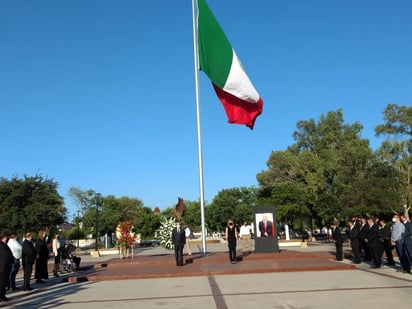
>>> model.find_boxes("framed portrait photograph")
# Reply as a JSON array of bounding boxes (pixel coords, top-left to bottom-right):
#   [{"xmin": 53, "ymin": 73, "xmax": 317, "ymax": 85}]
[{"xmin": 254, "ymin": 205, "xmax": 279, "ymax": 253}]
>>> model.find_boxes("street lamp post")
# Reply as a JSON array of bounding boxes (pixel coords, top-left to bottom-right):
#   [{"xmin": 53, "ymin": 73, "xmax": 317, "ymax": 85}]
[
  {"xmin": 95, "ymin": 193, "xmax": 101, "ymax": 251},
  {"xmin": 77, "ymin": 210, "xmax": 80, "ymax": 251}
]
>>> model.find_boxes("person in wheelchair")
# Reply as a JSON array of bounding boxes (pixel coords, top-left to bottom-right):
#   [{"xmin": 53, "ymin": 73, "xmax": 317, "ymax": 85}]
[{"xmin": 60, "ymin": 244, "xmax": 81, "ymax": 272}]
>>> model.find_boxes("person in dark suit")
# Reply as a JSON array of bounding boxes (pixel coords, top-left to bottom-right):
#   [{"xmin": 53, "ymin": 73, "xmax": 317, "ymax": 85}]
[
  {"xmin": 359, "ymin": 217, "xmax": 371, "ymax": 262},
  {"xmin": 0, "ymin": 233, "xmax": 14, "ymax": 302},
  {"xmin": 21, "ymin": 233, "xmax": 37, "ymax": 291},
  {"xmin": 34, "ymin": 230, "xmax": 49, "ymax": 283},
  {"xmin": 171, "ymin": 222, "xmax": 186, "ymax": 266},
  {"xmin": 258, "ymin": 215, "xmax": 274, "ymax": 237},
  {"xmin": 331, "ymin": 222, "xmax": 343, "ymax": 261},
  {"xmin": 348, "ymin": 219, "xmax": 361, "ymax": 264},
  {"xmin": 400, "ymin": 215, "xmax": 412, "ymax": 273},
  {"xmin": 365, "ymin": 217, "xmax": 381, "ymax": 268},
  {"xmin": 378, "ymin": 219, "xmax": 395, "ymax": 265}
]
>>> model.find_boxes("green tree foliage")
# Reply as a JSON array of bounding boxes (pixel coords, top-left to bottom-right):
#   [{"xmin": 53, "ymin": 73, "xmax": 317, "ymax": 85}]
[
  {"xmin": 68, "ymin": 227, "xmax": 86, "ymax": 240},
  {"xmin": 257, "ymin": 109, "xmax": 400, "ymax": 228},
  {"xmin": 375, "ymin": 103, "xmax": 412, "ymax": 217},
  {"xmin": 182, "ymin": 200, "xmax": 201, "ymax": 232},
  {"xmin": 68, "ymin": 187, "xmax": 160, "ymax": 238},
  {"xmin": 135, "ymin": 206, "xmax": 161, "ymax": 239},
  {"xmin": 0, "ymin": 175, "xmax": 66, "ymax": 235},
  {"xmin": 269, "ymin": 183, "xmax": 312, "ymax": 231},
  {"xmin": 375, "ymin": 104, "xmax": 412, "ymax": 138},
  {"xmin": 161, "ymin": 206, "xmax": 176, "ymax": 219},
  {"xmin": 99, "ymin": 195, "xmax": 143, "ymax": 235},
  {"xmin": 206, "ymin": 187, "xmax": 257, "ymax": 232},
  {"xmin": 68, "ymin": 188, "xmax": 101, "ymax": 237}
]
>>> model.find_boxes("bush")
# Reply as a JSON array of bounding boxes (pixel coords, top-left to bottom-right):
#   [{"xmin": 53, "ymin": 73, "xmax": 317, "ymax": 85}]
[{"xmin": 68, "ymin": 228, "xmax": 86, "ymax": 240}]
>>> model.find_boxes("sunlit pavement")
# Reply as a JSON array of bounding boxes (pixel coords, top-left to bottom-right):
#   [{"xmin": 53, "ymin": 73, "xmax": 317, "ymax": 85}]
[{"xmin": 4, "ymin": 241, "xmax": 412, "ymax": 308}]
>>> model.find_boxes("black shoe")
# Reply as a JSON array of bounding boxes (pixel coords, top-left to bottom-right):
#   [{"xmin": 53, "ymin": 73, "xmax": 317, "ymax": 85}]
[
  {"xmin": 36, "ymin": 280, "xmax": 45, "ymax": 284},
  {"xmin": 23, "ymin": 287, "xmax": 33, "ymax": 291},
  {"xmin": 385, "ymin": 262, "xmax": 395, "ymax": 266},
  {"xmin": 1, "ymin": 297, "xmax": 10, "ymax": 301},
  {"xmin": 11, "ymin": 287, "xmax": 20, "ymax": 291}
]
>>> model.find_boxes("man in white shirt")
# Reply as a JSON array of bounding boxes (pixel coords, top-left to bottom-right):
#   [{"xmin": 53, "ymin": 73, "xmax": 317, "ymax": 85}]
[
  {"xmin": 52, "ymin": 233, "xmax": 61, "ymax": 277},
  {"xmin": 239, "ymin": 221, "xmax": 252, "ymax": 254},
  {"xmin": 184, "ymin": 225, "xmax": 192, "ymax": 256},
  {"xmin": 391, "ymin": 214, "xmax": 405, "ymax": 269},
  {"xmin": 7, "ymin": 234, "xmax": 22, "ymax": 291}
]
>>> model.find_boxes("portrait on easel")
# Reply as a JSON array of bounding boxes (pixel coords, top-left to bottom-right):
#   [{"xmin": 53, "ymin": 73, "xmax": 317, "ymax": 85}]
[{"xmin": 255, "ymin": 212, "xmax": 275, "ymax": 238}]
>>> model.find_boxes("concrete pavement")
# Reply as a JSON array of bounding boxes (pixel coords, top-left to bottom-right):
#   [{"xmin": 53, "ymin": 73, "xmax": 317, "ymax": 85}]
[{"xmin": 3, "ymin": 241, "xmax": 412, "ymax": 308}]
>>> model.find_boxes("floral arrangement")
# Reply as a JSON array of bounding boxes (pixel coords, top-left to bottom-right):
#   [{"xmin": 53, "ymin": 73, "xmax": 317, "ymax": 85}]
[
  {"xmin": 155, "ymin": 217, "xmax": 176, "ymax": 250},
  {"xmin": 116, "ymin": 221, "xmax": 136, "ymax": 248}
]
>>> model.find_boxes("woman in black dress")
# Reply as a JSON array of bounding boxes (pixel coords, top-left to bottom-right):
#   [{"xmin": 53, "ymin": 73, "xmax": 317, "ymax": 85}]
[
  {"xmin": 34, "ymin": 230, "xmax": 49, "ymax": 283},
  {"xmin": 225, "ymin": 219, "xmax": 239, "ymax": 264}
]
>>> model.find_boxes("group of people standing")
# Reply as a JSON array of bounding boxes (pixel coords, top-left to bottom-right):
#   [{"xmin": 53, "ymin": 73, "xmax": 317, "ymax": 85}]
[
  {"xmin": 171, "ymin": 220, "xmax": 253, "ymax": 266},
  {"xmin": 0, "ymin": 230, "xmax": 72, "ymax": 303},
  {"xmin": 331, "ymin": 213, "xmax": 412, "ymax": 274}
]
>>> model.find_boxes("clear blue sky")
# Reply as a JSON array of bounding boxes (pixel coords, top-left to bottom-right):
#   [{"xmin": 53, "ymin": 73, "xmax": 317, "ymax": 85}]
[{"xmin": 1, "ymin": 0, "xmax": 411, "ymax": 220}]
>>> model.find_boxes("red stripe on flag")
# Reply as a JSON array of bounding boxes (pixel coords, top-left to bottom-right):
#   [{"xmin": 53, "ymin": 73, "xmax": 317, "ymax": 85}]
[{"xmin": 213, "ymin": 83, "xmax": 263, "ymax": 130}]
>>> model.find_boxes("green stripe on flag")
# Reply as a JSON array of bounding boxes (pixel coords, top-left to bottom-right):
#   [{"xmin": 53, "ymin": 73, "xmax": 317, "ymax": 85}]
[{"xmin": 198, "ymin": 0, "xmax": 233, "ymax": 89}]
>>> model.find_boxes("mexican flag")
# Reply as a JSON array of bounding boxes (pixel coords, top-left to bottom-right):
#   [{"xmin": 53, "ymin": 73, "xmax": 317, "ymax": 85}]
[{"xmin": 197, "ymin": 0, "xmax": 263, "ymax": 130}]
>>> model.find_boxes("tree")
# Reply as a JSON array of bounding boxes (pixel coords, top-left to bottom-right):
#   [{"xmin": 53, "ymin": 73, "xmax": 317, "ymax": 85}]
[
  {"xmin": 68, "ymin": 188, "xmax": 101, "ymax": 237},
  {"xmin": 134, "ymin": 206, "xmax": 161, "ymax": 238},
  {"xmin": 270, "ymin": 183, "xmax": 311, "ymax": 231},
  {"xmin": 182, "ymin": 200, "xmax": 202, "ymax": 232},
  {"xmin": 375, "ymin": 104, "xmax": 412, "ymax": 138},
  {"xmin": 99, "ymin": 195, "xmax": 144, "ymax": 235},
  {"xmin": 258, "ymin": 109, "xmax": 398, "ymax": 227},
  {"xmin": 0, "ymin": 175, "xmax": 66, "ymax": 235},
  {"xmin": 375, "ymin": 103, "xmax": 412, "ymax": 218},
  {"xmin": 68, "ymin": 188, "xmax": 148, "ymax": 238},
  {"xmin": 206, "ymin": 187, "xmax": 257, "ymax": 232}
]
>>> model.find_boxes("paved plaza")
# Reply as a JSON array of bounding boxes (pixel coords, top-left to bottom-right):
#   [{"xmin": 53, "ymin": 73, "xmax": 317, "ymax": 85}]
[{"xmin": 3, "ymin": 241, "xmax": 412, "ymax": 308}]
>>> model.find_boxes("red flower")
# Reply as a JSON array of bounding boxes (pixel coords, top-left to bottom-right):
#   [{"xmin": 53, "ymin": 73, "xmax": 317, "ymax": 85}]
[{"xmin": 117, "ymin": 221, "xmax": 136, "ymax": 247}]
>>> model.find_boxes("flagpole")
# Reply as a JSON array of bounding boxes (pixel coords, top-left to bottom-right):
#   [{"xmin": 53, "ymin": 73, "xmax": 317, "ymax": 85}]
[{"xmin": 191, "ymin": 0, "xmax": 207, "ymax": 256}]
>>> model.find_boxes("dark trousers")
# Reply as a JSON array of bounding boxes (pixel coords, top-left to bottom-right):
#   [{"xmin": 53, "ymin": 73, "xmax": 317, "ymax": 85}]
[
  {"xmin": 369, "ymin": 244, "xmax": 381, "ymax": 267},
  {"xmin": 22, "ymin": 264, "xmax": 33, "ymax": 289},
  {"xmin": 174, "ymin": 244, "xmax": 184, "ymax": 266},
  {"xmin": 362, "ymin": 240, "xmax": 372, "ymax": 261},
  {"xmin": 228, "ymin": 241, "xmax": 237, "ymax": 262},
  {"xmin": 395, "ymin": 240, "xmax": 405, "ymax": 268},
  {"xmin": 0, "ymin": 272, "xmax": 8, "ymax": 298},
  {"xmin": 401, "ymin": 246, "xmax": 410, "ymax": 271},
  {"xmin": 350, "ymin": 240, "xmax": 361, "ymax": 263},
  {"xmin": 382, "ymin": 239, "xmax": 394, "ymax": 264},
  {"xmin": 8, "ymin": 261, "xmax": 20, "ymax": 289},
  {"xmin": 402, "ymin": 240, "xmax": 412, "ymax": 272},
  {"xmin": 335, "ymin": 242, "xmax": 343, "ymax": 261}
]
